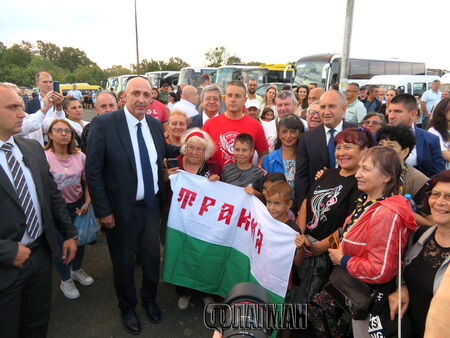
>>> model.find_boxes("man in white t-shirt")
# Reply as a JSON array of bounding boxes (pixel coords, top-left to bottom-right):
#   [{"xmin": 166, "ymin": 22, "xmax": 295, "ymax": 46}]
[
  {"xmin": 67, "ymin": 84, "xmax": 83, "ymax": 101},
  {"xmin": 172, "ymin": 85, "xmax": 200, "ymax": 118},
  {"xmin": 420, "ymin": 79, "xmax": 441, "ymax": 127}
]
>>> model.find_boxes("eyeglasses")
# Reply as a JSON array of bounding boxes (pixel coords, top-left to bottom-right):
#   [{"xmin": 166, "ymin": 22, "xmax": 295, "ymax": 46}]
[
  {"xmin": 307, "ymin": 110, "xmax": 320, "ymax": 115},
  {"xmin": 362, "ymin": 120, "xmax": 382, "ymax": 126},
  {"xmin": 187, "ymin": 145, "xmax": 206, "ymax": 153},
  {"xmin": 426, "ymin": 191, "xmax": 450, "ymax": 201},
  {"xmin": 204, "ymin": 96, "xmax": 220, "ymax": 102},
  {"xmin": 52, "ymin": 128, "xmax": 72, "ymax": 134}
]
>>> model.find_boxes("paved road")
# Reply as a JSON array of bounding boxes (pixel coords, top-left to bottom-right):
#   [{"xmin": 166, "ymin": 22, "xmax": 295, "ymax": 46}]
[
  {"xmin": 48, "ymin": 109, "xmax": 212, "ymax": 338},
  {"xmin": 48, "ymin": 232, "xmax": 213, "ymax": 338}
]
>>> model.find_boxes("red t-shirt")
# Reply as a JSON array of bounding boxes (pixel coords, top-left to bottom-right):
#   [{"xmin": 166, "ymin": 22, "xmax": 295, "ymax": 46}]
[
  {"xmin": 146, "ymin": 99, "xmax": 169, "ymax": 123},
  {"xmin": 202, "ymin": 113, "xmax": 269, "ymax": 169}
]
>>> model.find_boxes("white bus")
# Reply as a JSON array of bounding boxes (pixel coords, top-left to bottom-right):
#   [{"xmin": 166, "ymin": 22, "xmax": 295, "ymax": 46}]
[
  {"xmin": 294, "ymin": 54, "xmax": 426, "ymax": 89},
  {"xmin": 145, "ymin": 71, "xmax": 179, "ymax": 88},
  {"xmin": 366, "ymin": 75, "xmax": 439, "ymax": 97},
  {"xmin": 440, "ymin": 73, "xmax": 450, "ymax": 91},
  {"xmin": 178, "ymin": 67, "xmax": 217, "ymax": 87}
]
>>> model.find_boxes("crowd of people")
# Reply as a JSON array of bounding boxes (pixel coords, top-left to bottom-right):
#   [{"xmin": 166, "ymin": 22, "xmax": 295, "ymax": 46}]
[{"xmin": 1, "ymin": 69, "xmax": 450, "ymax": 338}]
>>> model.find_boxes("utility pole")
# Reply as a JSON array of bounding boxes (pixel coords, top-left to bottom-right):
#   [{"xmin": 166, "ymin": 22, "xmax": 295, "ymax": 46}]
[
  {"xmin": 339, "ymin": 0, "xmax": 355, "ymax": 92},
  {"xmin": 134, "ymin": 0, "xmax": 140, "ymax": 74}
]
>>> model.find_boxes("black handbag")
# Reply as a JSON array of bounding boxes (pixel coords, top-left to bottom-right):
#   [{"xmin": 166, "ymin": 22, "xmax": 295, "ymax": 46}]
[{"xmin": 323, "ymin": 265, "xmax": 374, "ymax": 320}]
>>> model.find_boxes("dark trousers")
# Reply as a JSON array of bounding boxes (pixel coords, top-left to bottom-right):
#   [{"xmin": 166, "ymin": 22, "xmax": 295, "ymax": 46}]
[
  {"xmin": 105, "ymin": 199, "xmax": 160, "ymax": 312},
  {"xmin": 0, "ymin": 241, "xmax": 52, "ymax": 338}
]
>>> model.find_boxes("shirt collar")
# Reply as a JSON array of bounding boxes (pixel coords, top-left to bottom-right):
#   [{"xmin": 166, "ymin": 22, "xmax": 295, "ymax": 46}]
[
  {"xmin": 324, "ymin": 120, "xmax": 344, "ymax": 134},
  {"xmin": 181, "ymin": 98, "xmax": 195, "ymax": 108},
  {"xmin": 0, "ymin": 136, "xmax": 16, "ymax": 148}
]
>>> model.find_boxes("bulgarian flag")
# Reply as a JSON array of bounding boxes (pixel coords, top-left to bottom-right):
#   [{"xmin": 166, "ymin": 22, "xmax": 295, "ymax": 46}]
[{"xmin": 163, "ymin": 171, "xmax": 298, "ymax": 304}]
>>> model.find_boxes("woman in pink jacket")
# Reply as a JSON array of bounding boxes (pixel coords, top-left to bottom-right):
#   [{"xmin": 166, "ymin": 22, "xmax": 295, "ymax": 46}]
[{"xmin": 328, "ymin": 146, "xmax": 417, "ymax": 337}]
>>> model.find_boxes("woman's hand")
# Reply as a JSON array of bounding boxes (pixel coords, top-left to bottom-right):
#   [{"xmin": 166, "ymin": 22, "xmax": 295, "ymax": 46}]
[
  {"xmin": 328, "ymin": 246, "xmax": 344, "ymax": 265},
  {"xmin": 76, "ymin": 202, "xmax": 90, "ymax": 216},
  {"xmin": 314, "ymin": 167, "xmax": 327, "ymax": 180},
  {"xmin": 208, "ymin": 174, "xmax": 220, "ymax": 182},
  {"xmin": 389, "ymin": 285, "xmax": 409, "ymax": 320},
  {"xmin": 295, "ymin": 234, "xmax": 307, "ymax": 248}
]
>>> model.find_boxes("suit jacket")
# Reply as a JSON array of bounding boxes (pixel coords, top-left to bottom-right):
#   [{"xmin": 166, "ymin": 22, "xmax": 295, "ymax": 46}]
[
  {"xmin": 414, "ymin": 126, "xmax": 445, "ymax": 177},
  {"xmin": 295, "ymin": 121, "xmax": 355, "ymax": 209},
  {"xmin": 0, "ymin": 137, "xmax": 76, "ymax": 291},
  {"xmin": 188, "ymin": 113, "xmax": 203, "ymax": 129},
  {"xmin": 86, "ymin": 109, "xmax": 179, "ymax": 225},
  {"xmin": 25, "ymin": 97, "xmax": 41, "ymax": 115}
]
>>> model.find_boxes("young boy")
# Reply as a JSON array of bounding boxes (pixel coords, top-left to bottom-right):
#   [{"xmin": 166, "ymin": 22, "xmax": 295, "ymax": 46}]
[
  {"xmin": 211, "ymin": 133, "xmax": 264, "ymax": 198},
  {"xmin": 265, "ymin": 181, "xmax": 298, "ymax": 231}
]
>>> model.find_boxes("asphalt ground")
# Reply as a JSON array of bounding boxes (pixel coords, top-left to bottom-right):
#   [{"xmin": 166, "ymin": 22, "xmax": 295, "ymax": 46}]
[{"xmin": 48, "ymin": 109, "xmax": 213, "ymax": 338}]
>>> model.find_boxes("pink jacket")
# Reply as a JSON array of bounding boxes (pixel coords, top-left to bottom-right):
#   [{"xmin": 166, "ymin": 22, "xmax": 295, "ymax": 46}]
[{"xmin": 341, "ymin": 195, "xmax": 417, "ymax": 284}]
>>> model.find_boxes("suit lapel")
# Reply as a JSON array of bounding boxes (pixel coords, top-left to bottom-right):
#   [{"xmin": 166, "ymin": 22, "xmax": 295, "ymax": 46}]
[
  {"xmin": 14, "ymin": 137, "xmax": 46, "ymax": 206},
  {"xmin": 145, "ymin": 115, "xmax": 163, "ymax": 157},
  {"xmin": 114, "ymin": 110, "xmax": 137, "ymax": 175},
  {"xmin": 414, "ymin": 127, "xmax": 424, "ymax": 166},
  {"xmin": 317, "ymin": 125, "xmax": 329, "ymax": 164},
  {"xmin": 0, "ymin": 165, "xmax": 21, "ymax": 208}
]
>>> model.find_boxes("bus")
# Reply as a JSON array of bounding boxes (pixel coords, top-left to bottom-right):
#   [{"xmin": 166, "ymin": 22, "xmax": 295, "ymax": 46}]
[
  {"xmin": 215, "ymin": 64, "xmax": 294, "ymax": 91},
  {"xmin": 440, "ymin": 73, "xmax": 450, "ymax": 91},
  {"xmin": 294, "ymin": 53, "xmax": 426, "ymax": 89},
  {"xmin": 145, "ymin": 71, "xmax": 179, "ymax": 88},
  {"xmin": 366, "ymin": 75, "xmax": 439, "ymax": 97},
  {"xmin": 178, "ymin": 67, "xmax": 217, "ymax": 87},
  {"xmin": 105, "ymin": 74, "xmax": 140, "ymax": 94}
]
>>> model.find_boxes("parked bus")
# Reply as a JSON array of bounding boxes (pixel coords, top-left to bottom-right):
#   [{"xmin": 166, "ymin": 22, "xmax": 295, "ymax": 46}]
[
  {"xmin": 106, "ymin": 74, "xmax": 140, "ymax": 94},
  {"xmin": 366, "ymin": 75, "xmax": 439, "ymax": 97},
  {"xmin": 178, "ymin": 67, "xmax": 217, "ymax": 87},
  {"xmin": 440, "ymin": 73, "xmax": 450, "ymax": 91},
  {"xmin": 259, "ymin": 64, "xmax": 294, "ymax": 83},
  {"xmin": 294, "ymin": 53, "xmax": 426, "ymax": 89},
  {"xmin": 145, "ymin": 71, "xmax": 179, "ymax": 88}
]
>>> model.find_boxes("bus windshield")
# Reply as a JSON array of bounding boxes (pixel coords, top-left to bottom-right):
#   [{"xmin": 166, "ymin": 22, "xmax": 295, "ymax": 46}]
[
  {"xmin": 215, "ymin": 68, "xmax": 236, "ymax": 90},
  {"xmin": 294, "ymin": 61, "xmax": 327, "ymax": 85}
]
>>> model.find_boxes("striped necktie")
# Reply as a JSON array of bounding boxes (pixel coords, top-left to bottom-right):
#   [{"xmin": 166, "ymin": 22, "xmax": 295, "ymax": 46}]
[{"xmin": 1, "ymin": 143, "xmax": 40, "ymax": 239}]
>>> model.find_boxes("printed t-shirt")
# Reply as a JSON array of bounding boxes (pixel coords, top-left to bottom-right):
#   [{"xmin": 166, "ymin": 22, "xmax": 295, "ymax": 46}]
[{"xmin": 202, "ymin": 113, "xmax": 269, "ymax": 169}]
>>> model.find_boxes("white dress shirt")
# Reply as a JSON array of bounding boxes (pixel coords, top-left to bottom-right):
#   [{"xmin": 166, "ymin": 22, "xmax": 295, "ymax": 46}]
[
  {"xmin": 324, "ymin": 121, "xmax": 344, "ymax": 169},
  {"xmin": 124, "ymin": 107, "xmax": 159, "ymax": 200},
  {"xmin": 0, "ymin": 137, "xmax": 43, "ymax": 245},
  {"xmin": 172, "ymin": 99, "xmax": 200, "ymax": 118},
  {"xmin": 202, "ymin": 112, "xmax": 218, "ymax": 125},
  {"xmin": 262, "ymin": 116, "xmax": 308, "ymax": 153},
  {"xmin": 405, "ymin": 125, "xmax": 418, "ymax": 167}
]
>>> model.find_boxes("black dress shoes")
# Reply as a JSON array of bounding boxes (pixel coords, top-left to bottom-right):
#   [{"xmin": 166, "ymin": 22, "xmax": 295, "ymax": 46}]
[
  {"xmin": 121, "ymin": 310, "xmax": 142, "ymax": 335},
  {"xmin": 142, "ymin": 301, "xmax": 162, "ymax": 323}
]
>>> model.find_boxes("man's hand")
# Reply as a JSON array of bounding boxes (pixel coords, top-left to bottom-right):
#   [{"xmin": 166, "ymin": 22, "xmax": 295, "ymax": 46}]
[
  {"xmin": 41, "ymin": 91, "xmax": 55, "ymax": 113},
  {"xmin": 13, "ymin": 243, "xmax": 31, "ymax": 268},
  {"xmin": 62, "ymin": 238, "xmax": 77, "ymax": 265},
  {"xmin": 100, "ymin": 214, "xmax": 115, "ymax": 228},
  {"xmin": 52, "ymin": 92, "xmax": 64, "ymax": 111}
]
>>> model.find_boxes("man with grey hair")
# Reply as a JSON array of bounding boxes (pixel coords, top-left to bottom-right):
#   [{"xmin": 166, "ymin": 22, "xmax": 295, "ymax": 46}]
[
  {"xmin": 81, "ymin": 91, "xmax": 118, "ymax": 152},
  {"xmin": 295, "ymin": 90, "xmax": 355, "ymax": 208},
  {"xmin": 189, "ymin": 85, "xmax": 221, "ymax": 128},
  {"xmin": 263, "ymin": 90, "xmax": 308, "ymax": 152},
  {"xmin": 172, "ymin": 85, "xmax": 200, "ymax": 118}
]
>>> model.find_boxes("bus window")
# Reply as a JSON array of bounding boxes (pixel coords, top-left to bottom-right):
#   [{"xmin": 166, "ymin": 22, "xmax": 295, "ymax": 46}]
[
  {"xmin": 400, "ymin": 63, "xmax": 412, "ymax": 75},
  {"xmin": 397, "ymin": 86, "xmax": 405, "ymax": 94},
  {"xmin": 413, "ymin": 82, "xmax": 427, "ymax": 96},
  {"xmin": 385, "ymin": 62, "xmax": 399, "ymax": 74},
  {"xmin": 407, "ymin": 83, "xmax": 412, "ymax": 94},
  {"xmin": 349, "ymin": 59, "xmax": 369, "ymax": 79},
  {"xmin": 412, "ymin": 63, "xmax": 425, "ymax": 75},
  {"xmin": 369, "ymin": 61, "xmax": 385, "ymax": 77}
]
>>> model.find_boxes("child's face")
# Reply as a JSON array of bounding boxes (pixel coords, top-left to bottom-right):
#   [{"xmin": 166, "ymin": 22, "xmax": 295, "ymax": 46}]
[
  {"xmin": 233, "ymin": 141, "xmax": 253, "ymax": 165},
  {"xmin": 263, "ymin": 181, "xmax": 272, "ymax": 199},
  {"xmin": 266, "ymin": 193, "xmax": 293, "ymax": 221}
]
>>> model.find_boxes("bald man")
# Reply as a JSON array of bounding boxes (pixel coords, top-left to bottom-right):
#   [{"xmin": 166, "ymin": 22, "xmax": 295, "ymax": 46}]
[
  {"xmin": 172, "ymin": 85, "xmax": 200, "ymax": 118},
  {"xmin": 295, "ymin": 90, "xmax": 355, "ymax": 208},
  {"xmin": 86, "ymin": 77, "xmax": 179, "ymax": 334},
  {"xmin": 307, "ymin": 87, "xmax": 325, "ymax": 106}
]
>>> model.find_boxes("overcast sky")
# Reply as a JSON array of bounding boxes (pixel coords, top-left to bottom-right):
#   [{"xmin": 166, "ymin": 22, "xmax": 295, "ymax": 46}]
[{"xmin": 1, "ymin": 0, "xmax": 449, "ymax": 71}]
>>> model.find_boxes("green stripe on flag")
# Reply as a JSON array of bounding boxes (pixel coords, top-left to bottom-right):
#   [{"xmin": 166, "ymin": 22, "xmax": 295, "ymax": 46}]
[{"xmin": 163, "ymin": 227, "xmax": 285, "ymax": 304}]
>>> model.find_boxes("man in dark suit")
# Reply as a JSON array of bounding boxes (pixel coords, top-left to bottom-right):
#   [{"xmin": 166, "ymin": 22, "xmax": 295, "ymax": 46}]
[
  {"xmin": 0, "ymin": 85, "xmax": 77, "ymax": 338},
  {"xmin": 188, "ymin": 84, "xmax": 221, "ymax": 128},
  {"xmin": 388, "ymin": 93, "xmax": 444, "ymax": 177},
  {"xmin": 295, "ymin": 90, "xmax": 355, "ymax": 209},
  {"xmin": 86, "ymin": 77, "xmax": 179, "ymax": 335}
]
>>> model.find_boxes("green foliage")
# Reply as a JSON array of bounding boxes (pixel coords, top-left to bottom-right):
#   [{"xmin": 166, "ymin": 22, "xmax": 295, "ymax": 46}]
[
  {"xmin": 132, "ymin": 57, "xmax": 190, "ymax": 73},
  {"xmin": 226, "ymin": 55, "xmax": 242, "ymax": 65},
  {"xmin": 104, "ymin": 65, "xmax": 133, "ymax": 78},
  {"xmin": 204, "ymin": 46, "xmax": 229, "ymax": 67}
]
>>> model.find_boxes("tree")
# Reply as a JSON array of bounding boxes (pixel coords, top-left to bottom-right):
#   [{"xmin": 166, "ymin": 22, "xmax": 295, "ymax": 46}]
[
  {"xmin": 246, "ymin": 61, "xmax": 263, "ymax": 66},
  {"xmin": 56, "ymin": 47, "xmax": 94, "ymax": 72},
  {"xmin": 226, "ymin": 55, "xmax": 242, "ymax": 65},
  {"xmin": 165, "ymin": 57, "xmax": 190, "ymax": 70},
  {"xmin": 69, "ymin": 65, "xmax": 105, "ymax": 85},
  {"xmin": 204, "ymin": 46, "xmax": 229, "ymax": 67},
  {"xmin": 36, "ymin": 40, "xmax": 61, "ymax": 62}
]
